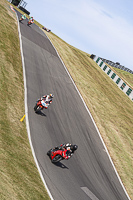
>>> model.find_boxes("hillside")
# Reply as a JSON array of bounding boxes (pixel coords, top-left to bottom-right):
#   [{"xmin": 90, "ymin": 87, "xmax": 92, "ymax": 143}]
[
  {"xmin": 113, "ymin": 68, "xmax": 133, "ymax": 88},
  {"xmin": 105, "ymin": 64, "xmax": 133, "ymax": 89},
  {"xmin": 1, "ymin": 0, "xmax": 133, "ymax": 199}
]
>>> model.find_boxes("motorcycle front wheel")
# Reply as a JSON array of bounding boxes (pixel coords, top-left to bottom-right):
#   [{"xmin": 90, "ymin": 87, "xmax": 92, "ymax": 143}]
[{"xmin": 47, "ymin": 149, "xmax": 52, "ymax": 156}]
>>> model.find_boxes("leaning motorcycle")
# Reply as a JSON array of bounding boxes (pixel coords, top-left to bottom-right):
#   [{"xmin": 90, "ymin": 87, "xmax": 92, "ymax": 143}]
[
  {"xmin": 19, "ymin": 17, "xmax": 23, "ymax": 22},
  {"xmin": 47, "ymin": 148, "xmax": 68, "ymax": 163},
  {"xmin": 47, "ymin": 144, "xmax": 77, "ymax": 163},
  {"xmin": 27, "ymin": 20, "xmax": 34, "ymax": 26},
  {"xmin": 34, "ymin": 99, "xmax": 49, "ymax": 113},
  {"xmin": 19, "ymin": 15, "xmax": 26, "ymax": 22}
]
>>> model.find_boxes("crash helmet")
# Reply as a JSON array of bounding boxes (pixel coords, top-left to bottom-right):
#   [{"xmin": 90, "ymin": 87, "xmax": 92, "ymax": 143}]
[
  {"xmin": 49, "ymin": 94, "xmax": 54, "ymax": 98},
  {"xmin": 71, "ymin": 145, "xmax": 78, "ymax": 151}
]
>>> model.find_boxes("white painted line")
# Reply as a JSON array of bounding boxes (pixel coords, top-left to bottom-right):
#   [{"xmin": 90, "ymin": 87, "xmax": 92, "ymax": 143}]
[
  {"xmin": 15, "ymin": 12, "xmax": 54, "ymax": 200},
  {"xmin": 81, "ymin": 187, "xmax": 99, "ymax": 200},
  {"xmin": 46, "ymin": 35, "xmax": 131, "ymax": 200}
]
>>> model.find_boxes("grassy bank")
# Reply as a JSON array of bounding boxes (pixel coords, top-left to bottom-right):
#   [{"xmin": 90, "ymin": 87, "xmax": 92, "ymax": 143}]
[
  {"xmin": 0, "ymin": 0, "xmax": 50, "ymax": 199},
  {"xmin": 114, "ymin": 68, "xmax": 133, "ymax": 88},
  {"xmin": 1, "ymin": 0, "xmax": 133, "ymax": 199},
  {"xmin": 44, "ymin": 31, "xmax": 133, "ymax": 199},
  {"xmin": 105, "ymin": 63, "xmax": 133, "ymax": 89}
]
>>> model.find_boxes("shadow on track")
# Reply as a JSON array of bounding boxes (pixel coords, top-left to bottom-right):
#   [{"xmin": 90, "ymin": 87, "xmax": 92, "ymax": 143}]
[
  {"xmin": 53, "ymin": 162, "xmax": 69, "ymax": 169},
  {"xmin": 35, "ymin": 110, "xmax": 46, "ymax": 117}
]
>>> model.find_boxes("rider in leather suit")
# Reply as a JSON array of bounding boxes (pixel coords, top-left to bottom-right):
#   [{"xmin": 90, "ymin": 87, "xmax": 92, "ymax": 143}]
[
  {"xmin": 41, "ymin": 94, "xmax": 54, "ymax": 105},
  {"xmin": 55, "ymin": 143, "xmax": 78, "ymax": 160}
]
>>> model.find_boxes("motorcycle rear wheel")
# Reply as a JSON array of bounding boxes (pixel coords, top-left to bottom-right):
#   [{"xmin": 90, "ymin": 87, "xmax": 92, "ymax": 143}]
[
  {"xmin": 52, "ymin": 155, "xmax": 62, "ymax": 163},
  {"xmin": 34, "ymin": 104, "xmax": 42, "ymax": 113}
]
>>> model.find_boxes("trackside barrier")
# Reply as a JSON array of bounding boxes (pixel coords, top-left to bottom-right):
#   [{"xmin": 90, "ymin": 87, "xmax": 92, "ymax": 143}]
[
  {"xmin": 99, "ymin": 58, "xmax": 133, "ymax": 74},
  {"xmin": 90, "ymin": 55, "xmax": 133, "ymax": 101}
]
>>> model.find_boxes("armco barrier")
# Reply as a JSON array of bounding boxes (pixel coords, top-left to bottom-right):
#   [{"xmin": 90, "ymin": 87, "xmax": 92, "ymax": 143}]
[
  {"xmin": 99, "ymin": 57, "xmax": 133, "ymax": 74},
  {"xmin": 91, "ymin": 55, "xmax": 133, "ymax": 101}
]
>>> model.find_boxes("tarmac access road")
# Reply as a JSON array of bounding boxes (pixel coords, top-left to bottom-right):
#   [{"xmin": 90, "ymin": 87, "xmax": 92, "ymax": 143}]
[{"xmin": 16, "ymin": 11, "xmax": 130, "ymax": 200}]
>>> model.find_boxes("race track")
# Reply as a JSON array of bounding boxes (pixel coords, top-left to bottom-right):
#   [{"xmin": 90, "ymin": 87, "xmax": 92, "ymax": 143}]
[{"xmin": 16, "ymin": 11, "xmax": 130, "ymax": 200}]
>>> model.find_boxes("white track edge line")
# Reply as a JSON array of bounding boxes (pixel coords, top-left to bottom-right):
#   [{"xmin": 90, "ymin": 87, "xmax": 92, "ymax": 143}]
[
  {"xmin": 45, "ymin": 33, "xmax": 131, "ymax": 200},
  {"xmin": 16, "ymin": 13, "xmax": 54, "ymax": 200}
]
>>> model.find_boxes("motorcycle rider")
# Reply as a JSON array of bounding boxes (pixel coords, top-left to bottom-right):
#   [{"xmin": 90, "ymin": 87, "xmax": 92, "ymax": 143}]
[
  {"xmin": 19, "ymin": 14, "xmax": 26, "ymax": 21},
  {"xmin": 28, "ymin": 16, "xmax": 34, "ymax": 24},
  {"xmin": 54, "ymin": 143, "xmax": 78, "ymax": 160},
  {"xmin": 22, "ymin": 14, "xmax": 26, "ymax": 19},
  {"xmin": 40, "ymin": 94, "xmax": 54, "ymax": 105},
  {"xmin": 34, "ymin": 94, "xmax": 54, "ymax": 112}
]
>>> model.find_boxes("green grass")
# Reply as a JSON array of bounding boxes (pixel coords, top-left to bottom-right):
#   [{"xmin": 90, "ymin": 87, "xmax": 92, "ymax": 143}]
[
  {"xmin": 106, "ymin": 63, "xmax": 133, "ymax": 89},
  {"xmin": 114, "ymin": 68, "xmax": 133, "ymax": 88},
  {"xmin": 1, "ymin": 0, "xmax": 133, "ymax": 200},
  {"xmin": 0, "ymin": 0, "xmax": 50, "ymax": 199}
]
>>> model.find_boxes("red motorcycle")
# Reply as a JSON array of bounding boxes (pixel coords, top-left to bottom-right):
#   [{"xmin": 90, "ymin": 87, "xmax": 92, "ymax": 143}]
[
  {"xmin": 34, "ymin": 99, "xmax": 49, "ymax": 113},
  {"xmin": 47, "ymin": 144, "xmax": 78, "ymax": 163},
  {"xmin": 47, "ymin": 148, "xmax": 69, "ymax": 163},
  {"xmin": 27, "ymin": 20, "xmax": 34, "ymax": 26}
]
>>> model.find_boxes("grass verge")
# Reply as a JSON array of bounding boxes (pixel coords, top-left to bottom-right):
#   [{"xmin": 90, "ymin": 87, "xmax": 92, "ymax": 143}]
[
  {"xmin": 0, "ymin": 0, "xmax": 50, "ymax": 199},
  {"xmin": 106, "ymin": 63, "xmax": 133, "ymax": 89}
]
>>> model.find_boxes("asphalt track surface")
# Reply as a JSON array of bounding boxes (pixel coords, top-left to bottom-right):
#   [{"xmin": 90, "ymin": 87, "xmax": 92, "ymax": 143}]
[{"xmin": 16, "ymin": 11, "xmax": 130, "ymax": 200}]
